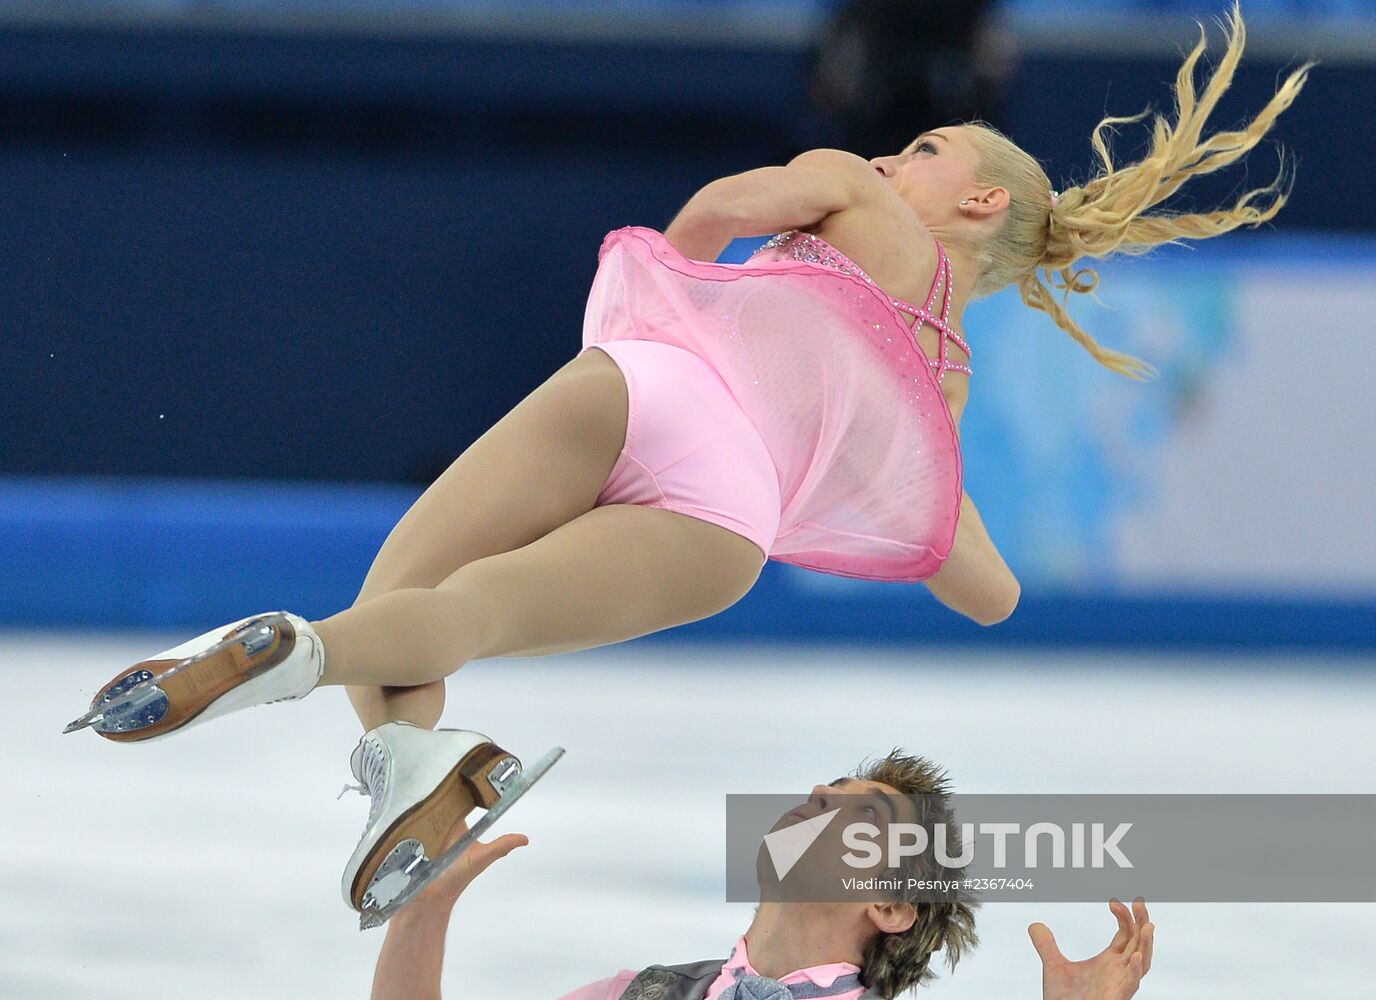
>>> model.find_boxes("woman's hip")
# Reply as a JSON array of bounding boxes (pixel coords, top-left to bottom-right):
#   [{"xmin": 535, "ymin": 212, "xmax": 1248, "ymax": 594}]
[{"xmin": 577, "ymin": 340, "xmax": 782, "ymax": 557}]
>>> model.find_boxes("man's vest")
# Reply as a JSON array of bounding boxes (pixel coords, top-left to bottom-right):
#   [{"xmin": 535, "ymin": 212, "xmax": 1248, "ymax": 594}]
[{"xmin": 620, "ymin": 959, "xmax": 887, "ymax": 1000}]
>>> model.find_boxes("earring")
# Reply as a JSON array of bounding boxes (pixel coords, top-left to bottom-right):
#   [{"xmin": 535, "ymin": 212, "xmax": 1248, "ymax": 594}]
[{"xmin": 960, "ymin": 199, "xmax": 969, "ymax": 205}]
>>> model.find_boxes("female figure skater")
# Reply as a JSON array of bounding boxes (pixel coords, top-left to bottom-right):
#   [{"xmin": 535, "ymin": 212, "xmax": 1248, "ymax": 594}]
[{"xmin": 64, "ymin": 4, "xmax": 1307, "ymax": 927}]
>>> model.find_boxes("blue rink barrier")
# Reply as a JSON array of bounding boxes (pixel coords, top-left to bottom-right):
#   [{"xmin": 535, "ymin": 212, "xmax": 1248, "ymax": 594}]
[{"xmin": 2, "ymin": 475, "xmax": 1372, "ymax": 652}]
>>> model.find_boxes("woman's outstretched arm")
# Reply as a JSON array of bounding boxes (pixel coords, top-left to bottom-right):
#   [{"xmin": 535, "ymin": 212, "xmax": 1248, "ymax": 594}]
[
  {"xmin": 925, "ymin": 380, "xmax": 1019, "ymax": 626},
  {"xmin": 924, "ymin": 489, "xmax": 1020, "ymax": 626}
]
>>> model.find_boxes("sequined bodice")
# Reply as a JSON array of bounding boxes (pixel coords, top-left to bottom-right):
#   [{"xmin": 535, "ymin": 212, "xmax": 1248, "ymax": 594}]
[{"xmin": 750, "ymin": 230, "xmax": 972, "ymax": 382}]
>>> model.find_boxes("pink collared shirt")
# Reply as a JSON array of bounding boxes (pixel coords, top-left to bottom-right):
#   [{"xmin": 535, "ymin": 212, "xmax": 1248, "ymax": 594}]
[{"xmin": 556, "ymin": 934, "xmax": 868, "ymax": 1000}]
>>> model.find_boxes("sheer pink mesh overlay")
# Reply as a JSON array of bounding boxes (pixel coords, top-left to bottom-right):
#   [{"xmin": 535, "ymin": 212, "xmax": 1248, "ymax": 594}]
[{"xmin": 581, "ymin": 226, "xmax": 963, "ymax": 583}]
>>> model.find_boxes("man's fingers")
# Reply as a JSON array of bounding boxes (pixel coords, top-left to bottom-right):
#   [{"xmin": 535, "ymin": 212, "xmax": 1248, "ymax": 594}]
[
  {"xmin": 1131, "ymin": 898, "xmax": 1154, "ymax": 975},
  {"xmin": 469, "ymin": 833, "xmax": 530, "ymax": 872},
  {"xmin": 1027, "ymin": 922, "xmax": 1064, "ymax": 965},
  {"xmin": 1129, "ymin": 950, "xmax": 1144, "ymax": 979},
  {"xmin": 1124, "ymin": 896, "xmax": 1148, "ymax": 953},
  {"xmin": 488, "ymin": 833, "xmax": 530, "ymax": 859},
  {"xmin": 1123, "ymin": 901, "xmax": 1144, "ymax": 955},
  {"xmin": 1108, "ymin": 898, "xmax": 1133, "ymax": 952}
]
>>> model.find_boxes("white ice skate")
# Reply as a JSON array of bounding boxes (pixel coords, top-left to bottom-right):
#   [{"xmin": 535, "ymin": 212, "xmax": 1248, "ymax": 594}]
[
  {"xmin": 61, "ymin": 611, "xmax": 325, "ymax": 743},
  {"xmin": 338, "ymin": 721, "xmax": 564, "ymax": 930}
]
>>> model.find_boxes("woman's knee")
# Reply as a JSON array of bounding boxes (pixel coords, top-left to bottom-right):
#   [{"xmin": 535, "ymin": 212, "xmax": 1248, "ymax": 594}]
[
  {"xmin": 345, "ymin": 679, "xmax": 446, "ymax": 731},
  {"xmin": 352, "ymin": 577, "xmax": 401, "ymax": 609},
  {"xmin": 352, "ymin": 563, "xmax": 441, "ymax": 608}
]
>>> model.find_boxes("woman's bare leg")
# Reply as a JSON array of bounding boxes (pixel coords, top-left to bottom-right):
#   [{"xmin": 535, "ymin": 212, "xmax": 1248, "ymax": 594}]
[
  {"xmin": 313, "ymin": 503, "xmax": 765, "ymax": 689},
  {"xmin": 342, "ymin": 348, "xmax": 629, "ymax": 731}
]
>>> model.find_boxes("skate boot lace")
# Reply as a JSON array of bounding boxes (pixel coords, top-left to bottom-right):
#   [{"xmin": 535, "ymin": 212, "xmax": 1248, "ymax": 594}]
[{"xmin": 335, "ymin": 735, "xmax": 388, "ymax": 835}]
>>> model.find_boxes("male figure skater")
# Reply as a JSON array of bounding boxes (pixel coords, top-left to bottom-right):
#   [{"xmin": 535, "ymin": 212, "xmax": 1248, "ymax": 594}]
[{"xmin": 367, "ymin": 750, "xmax": 1154, "ymax": 1000}]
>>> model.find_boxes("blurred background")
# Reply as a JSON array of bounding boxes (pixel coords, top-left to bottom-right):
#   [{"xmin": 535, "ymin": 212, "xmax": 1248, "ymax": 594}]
[{"xmin": 2, "ymin": 2, "xmax": 1373, "ymax": 998}]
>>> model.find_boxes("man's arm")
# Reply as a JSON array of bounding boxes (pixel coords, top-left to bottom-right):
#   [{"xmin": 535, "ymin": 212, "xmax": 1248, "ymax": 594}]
[
  {"xmin": 663, "ymin": 149, "xmax": 872, "ymax": 262},
  {"xmin": 373, "ymin": 896, "xmax": 636, "ymax": 1000},
  {"xmin": 367, "ymin": 826, "xmax": 634, "ymax": 1000},
  {"xmin": 371, "ymin": 902, "xmax": 452, "ymax": 1000},
  {"xmin": 368, "ymin": 827, "xmax": 528, "ymax": 1000}
]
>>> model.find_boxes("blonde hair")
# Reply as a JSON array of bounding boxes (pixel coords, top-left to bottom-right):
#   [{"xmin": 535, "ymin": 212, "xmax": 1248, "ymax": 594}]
[
  {"xmin": 852, "ymin": 750, "xmax": 978, "ymax": 998},
  {"xmin": 961, "ymin": 1, "xmax": 1313, "ymax": 381}
]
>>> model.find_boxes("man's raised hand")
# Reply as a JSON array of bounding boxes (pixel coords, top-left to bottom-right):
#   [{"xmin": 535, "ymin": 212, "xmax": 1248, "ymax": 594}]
[
  {"xmin": 1029, "ymin": 897, "xmax": 1155, "ymax": 1000},
  {"xmin": 411, "ymin": 818, "xmax": 529, "ymax": 911}
]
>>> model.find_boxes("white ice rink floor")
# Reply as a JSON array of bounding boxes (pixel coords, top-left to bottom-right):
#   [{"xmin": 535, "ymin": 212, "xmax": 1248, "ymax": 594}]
[{"xmin": 5, "ymin": 632, "xmax": 1375, "ymax": 1000}]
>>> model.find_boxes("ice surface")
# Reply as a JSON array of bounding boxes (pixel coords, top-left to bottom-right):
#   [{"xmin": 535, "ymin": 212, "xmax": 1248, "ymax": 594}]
[{"xmin": 5, "ymin": 633, "xmax": 1373, "ymax": 999}]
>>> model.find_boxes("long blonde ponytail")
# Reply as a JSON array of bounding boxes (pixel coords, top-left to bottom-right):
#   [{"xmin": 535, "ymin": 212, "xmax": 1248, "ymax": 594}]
[{"xmin": 965, "ymin": 1, "xmax": 1313, "ymax": 380}]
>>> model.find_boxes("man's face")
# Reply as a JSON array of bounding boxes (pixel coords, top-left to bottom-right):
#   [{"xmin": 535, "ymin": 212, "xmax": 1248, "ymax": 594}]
[
  {"xmin": 771, "ymin": 778, "xmax": 908, "ymax": 834},
  {"xmin": 759, "ymin": 777, "xmax": 919, "ymax": 900}
]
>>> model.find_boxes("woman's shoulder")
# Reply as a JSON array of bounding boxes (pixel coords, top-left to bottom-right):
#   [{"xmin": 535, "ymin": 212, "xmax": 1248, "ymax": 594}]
[
  {"xmin": 804, "ymin": 208, "xmax": 942, "ymax": 317},
  {"xmin": 781, "ymin": 149, "xmax": 941, "ymax": 248},
  {"xmin": 784, "ymin": 151, "xmax": 935, "ymax": 277}
]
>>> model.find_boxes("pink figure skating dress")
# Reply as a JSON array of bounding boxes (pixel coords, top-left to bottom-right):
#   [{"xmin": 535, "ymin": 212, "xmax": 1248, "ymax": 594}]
[{"xmin": 577, "ymin": 226, "xmax": 968, "ymax": 583}]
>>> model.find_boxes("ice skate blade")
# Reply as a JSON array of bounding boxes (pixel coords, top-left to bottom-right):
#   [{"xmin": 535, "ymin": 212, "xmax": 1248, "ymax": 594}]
[
  {"xmin": 358, "ymin": 746, "xmax": 564, "ymax": 931},
  {"xmin": 60, "ymin": 614, "xmax": 287, "ymax": 737},
  {"xmin": 90, "ymin": 671, "xmax": 169, "ymax": 735}
]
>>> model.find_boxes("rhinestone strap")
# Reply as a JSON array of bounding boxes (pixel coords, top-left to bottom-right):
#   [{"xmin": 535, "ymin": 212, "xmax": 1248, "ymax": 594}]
[{"xmin": 751, "ymin": 230, "xmax": 971, "ymax": 382}]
